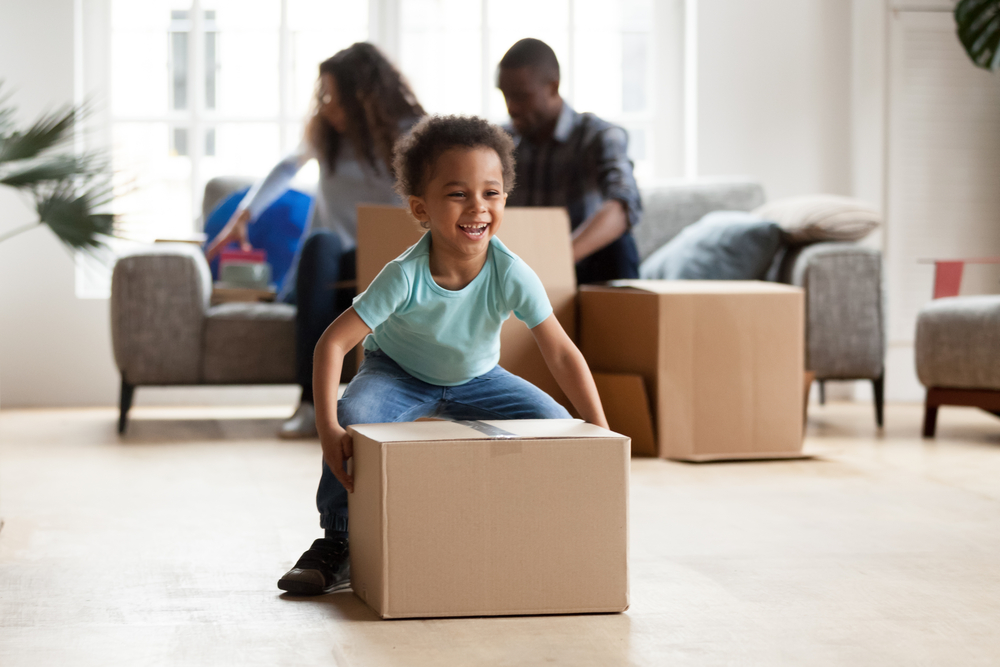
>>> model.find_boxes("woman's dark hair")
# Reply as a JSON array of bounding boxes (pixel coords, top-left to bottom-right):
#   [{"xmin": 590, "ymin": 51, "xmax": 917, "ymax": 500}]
[
  {"xmin": 307, "ymin": 42, "xmax": 425, "ymax": 174},
  {"xmin": 392, "ymin": 115, "xmax": 516, "ymax": 201}
]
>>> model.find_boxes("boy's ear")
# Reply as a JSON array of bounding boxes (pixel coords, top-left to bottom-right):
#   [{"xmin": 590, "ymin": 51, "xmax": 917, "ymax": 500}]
[{"xmin": 408, "ymin": 195, "xmax": 428, "ymax": 223}]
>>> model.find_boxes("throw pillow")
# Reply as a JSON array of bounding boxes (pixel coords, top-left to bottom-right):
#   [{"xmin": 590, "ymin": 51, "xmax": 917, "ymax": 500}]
[
  {"xmin": 638, "ymin": 211, "xmax": 784, "ymax": 280},
  {"xmin": 203, "ymin": 187, "xmax": 312, "ymax": 290},
  {"xmin": 752, "ymin": 194, "xmax": 881, "ymax": 245}
]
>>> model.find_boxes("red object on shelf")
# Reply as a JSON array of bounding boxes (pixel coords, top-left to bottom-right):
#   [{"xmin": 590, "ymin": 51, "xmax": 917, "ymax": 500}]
[{"xmin": 219, "ymin": 248, "xmax": 267, "ymax": 266}]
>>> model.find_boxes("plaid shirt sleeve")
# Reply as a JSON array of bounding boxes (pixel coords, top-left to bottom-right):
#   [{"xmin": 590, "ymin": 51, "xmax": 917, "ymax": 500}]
[{"xmin": 592, "ymin": 123, "xmax": 643, "ymax": 229}]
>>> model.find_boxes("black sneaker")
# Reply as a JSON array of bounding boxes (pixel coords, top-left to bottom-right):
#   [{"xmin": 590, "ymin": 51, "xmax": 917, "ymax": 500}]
[{"xmin": 277, "ymin": 537, "xmax": 350, "ymax": 595}]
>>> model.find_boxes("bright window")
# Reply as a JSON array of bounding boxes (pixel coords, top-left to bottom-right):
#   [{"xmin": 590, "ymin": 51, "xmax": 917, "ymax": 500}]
[
  {"xmin": 106, "ymin": 0, "xmax": 368, "ymax": 243},
  {"xmin": 84, "ymin": 0, "xmax": 660, "ymax": 293}
]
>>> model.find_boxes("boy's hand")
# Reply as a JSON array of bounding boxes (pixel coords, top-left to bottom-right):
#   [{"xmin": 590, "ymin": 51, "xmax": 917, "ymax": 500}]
[{"xmin": 320, "ymin": 426, "xmax": 355, "ymax": 493}]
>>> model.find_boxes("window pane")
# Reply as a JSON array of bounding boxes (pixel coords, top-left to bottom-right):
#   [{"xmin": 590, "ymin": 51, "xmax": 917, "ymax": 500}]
[
  {"xmin": 202, "ymin": 0, "xmax": 281, "ymax": 117},
  {"xmin": 170, "ymin": 30, "xmax": 189, "ymax": 110},
  {"xmin": 288, "ymin": 0, "xmax": 370, "ymax": 118},
  {"xmin": 205, "ymin": 127, "xmax": 216, "ymax": 156},
  {"xmin": 622, "ymin": 32, "xmax": 648, "ymax": 113},
  {"xmin": 573, "ymin": 0, "xmax": 652, "ymax": 119},
  {"xmin": 172, "ymin": 126, "xmax": 189, "ymax": 156},
  {"xmin": 205, "ymin": 26, "xmax": 218, "ymax": 110},
  {"xmin": 398, "ymin": 0, "xmax": 483, "ymax": 116},
  {"xmin": 112, "ymin": 122, "xmax": 192, "ymax": 241},
  {"xmin": 111, "ymin": 0, "xmax": 177, "ymax": 116},
  {"xmin": 200, "ymin": 123, "xmax": 281, "ymax": 185}
]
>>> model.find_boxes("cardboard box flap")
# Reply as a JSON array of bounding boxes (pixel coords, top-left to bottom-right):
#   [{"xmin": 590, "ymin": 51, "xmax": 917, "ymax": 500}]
[
  {"xmin": 605, "ymin": 279, "xmax": 803, "ymax": 295},
  {"xmin": 349, "ymin": 419, "xmax": 624, "ymax": 444}
]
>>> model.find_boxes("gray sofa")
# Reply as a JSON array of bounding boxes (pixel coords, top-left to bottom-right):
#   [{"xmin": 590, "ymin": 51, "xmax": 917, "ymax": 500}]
[
  {"xmin": 111, "ymin": 177, "xmax": 886, "ymax": 431},
  {"xmin": 635, "ymin": 179, "xmax": 885, "ymax": 426},
  {"xmin": 111, "ymin": 177, "xmax": 295, "ymax": 433}
]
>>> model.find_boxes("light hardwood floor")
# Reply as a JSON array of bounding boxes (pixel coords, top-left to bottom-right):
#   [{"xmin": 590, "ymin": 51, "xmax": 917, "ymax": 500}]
[{"xmin": 2, "ymin": 401, "xmax": 1000, "ymax": 666}]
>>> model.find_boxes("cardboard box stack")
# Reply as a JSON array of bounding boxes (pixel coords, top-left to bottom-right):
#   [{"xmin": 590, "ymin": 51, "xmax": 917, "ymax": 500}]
[
  {"xmin": 580, "ymin": 280, "xmax": 805, "ymax": 461},
  {"xmin": 348, "ymin": 419, "xmax": 630, "ymax": 619}
]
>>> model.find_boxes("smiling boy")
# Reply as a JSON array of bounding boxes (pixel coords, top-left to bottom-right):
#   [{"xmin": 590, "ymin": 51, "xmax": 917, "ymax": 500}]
[{"xmin": 277, "ymin": 115, "xmax": 609, "ymax": 596}]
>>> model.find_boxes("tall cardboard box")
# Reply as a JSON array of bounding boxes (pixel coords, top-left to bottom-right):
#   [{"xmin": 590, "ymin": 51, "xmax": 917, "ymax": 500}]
[
  {"xmin": 347, "ymin": 419, "xmax": 630, "ymax": 619},
  {"xmin": 580, "ymin": 280, "xmax": 804, "ymax": 461},
  {"xmin": 356, "ymin": 205, "xmax": 577, "ymax": 410}
]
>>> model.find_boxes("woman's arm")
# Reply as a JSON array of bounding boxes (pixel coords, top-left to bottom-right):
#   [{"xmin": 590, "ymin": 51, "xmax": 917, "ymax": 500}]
[
  {"xmin": 205, "ymin": 150, "xmax": 310, "ymax": 261},
  {"xmin": 529, "ymin": 314, "xmax": 609, "ymax": 429},
  {"xmin": 313, "ymin": 307, "xmax": 372, "ymax": 492}
]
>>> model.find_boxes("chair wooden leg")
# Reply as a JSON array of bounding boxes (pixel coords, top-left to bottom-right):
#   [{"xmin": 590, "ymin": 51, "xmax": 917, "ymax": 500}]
[
  {"xmin": 118, "ymin": 378, "xmax": 135, "ymax": 435},
  {"xmin": 872, "ymin": 372, "xmax": 885, "ymax": 428},
  {"xmin": 922, "ymin": 401, "xmax": 938, "ymax": 438}
]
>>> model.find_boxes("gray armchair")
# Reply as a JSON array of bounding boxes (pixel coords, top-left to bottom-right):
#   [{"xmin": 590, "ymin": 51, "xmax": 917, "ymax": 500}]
[
  {"xmin": 110, "ymin": 177, "xmax": 297, "ymax": 433},
  {"xmin": 636, "ymin": 179, "xmax": 886, "ymax": 426},
  {"xmin": 916, "ymin": 295, "xmax": 1000, "ymax": 436}
]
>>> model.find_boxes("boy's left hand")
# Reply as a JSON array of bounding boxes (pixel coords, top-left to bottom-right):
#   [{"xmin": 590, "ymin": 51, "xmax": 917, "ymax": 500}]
[{"xmin": 320, "ymin": 426, "xmax": 354, "ymax": 493}]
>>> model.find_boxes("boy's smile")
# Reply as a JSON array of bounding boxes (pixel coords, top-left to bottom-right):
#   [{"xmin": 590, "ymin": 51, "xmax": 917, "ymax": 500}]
[{"xmin": 409, "ymin": 146, "xmax": 507, "ymax": 289}]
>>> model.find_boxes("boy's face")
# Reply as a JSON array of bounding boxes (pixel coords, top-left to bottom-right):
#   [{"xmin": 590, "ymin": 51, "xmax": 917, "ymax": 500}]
[{"xmin": 408, "ymin": 147, "xmax": 507, "ymax": 258}]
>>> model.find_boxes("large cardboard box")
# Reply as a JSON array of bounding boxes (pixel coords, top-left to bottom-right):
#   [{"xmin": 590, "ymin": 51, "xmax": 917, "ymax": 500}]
[
  {"xmin": 580, "ymin": 280, "xmax": 804, "ymax": 461},
  {"xmin": 347, "ymin": 419, "xmax": 630, "ymax": 619},
  {"xmin": 356, "ymin": 206, "xmax": 577, "ymax": 410}
]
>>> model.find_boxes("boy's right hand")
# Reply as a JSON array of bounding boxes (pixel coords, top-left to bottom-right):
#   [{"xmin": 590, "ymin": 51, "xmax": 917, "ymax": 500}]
[{"xmin": 321, "ymin": 426, "xmax": 355, "ymax": 493}]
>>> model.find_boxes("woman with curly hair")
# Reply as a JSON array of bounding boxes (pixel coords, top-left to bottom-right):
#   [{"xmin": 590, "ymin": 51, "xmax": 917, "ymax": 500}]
[{"xmin": 206, "ymin": 42, "xmax": 425, "ymax": 438}]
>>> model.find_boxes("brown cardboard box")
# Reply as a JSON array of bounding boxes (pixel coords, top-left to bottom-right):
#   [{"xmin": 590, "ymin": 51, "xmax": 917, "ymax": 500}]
[
  {"xmin": 356, "ymin": 205, "xmax": 577, "ymax": 410},
  {"xmin": 580, "ymin": 280, "xmax": 805, "ymax": 461},
  {"xmin": 347, "ymin": 419, "xmax": 630, "ymax": 619}
]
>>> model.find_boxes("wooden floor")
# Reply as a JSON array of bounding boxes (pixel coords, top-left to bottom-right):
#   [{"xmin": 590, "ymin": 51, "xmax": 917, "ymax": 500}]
[{"xmin": 2, "ymin": 401, "xmax": 1000, "ymax": 666}]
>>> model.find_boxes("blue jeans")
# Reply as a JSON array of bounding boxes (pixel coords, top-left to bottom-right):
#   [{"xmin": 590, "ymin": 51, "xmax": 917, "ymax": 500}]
[{"xmin": 317, "ymin": 349, "xmax": 571, "ymax": 531}]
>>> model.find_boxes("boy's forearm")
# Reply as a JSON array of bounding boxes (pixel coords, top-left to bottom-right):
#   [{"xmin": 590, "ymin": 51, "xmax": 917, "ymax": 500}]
[
  {"xmin": 548, "ymin": 345, "xmax": 609, "ymax": 429},
  {"xmin": 311, "ymin": 308, "xmax": 372, "ymax": 435},
  {"xmin": 312, "ymin": 331, "xmax": 346, "ymax": 434}
]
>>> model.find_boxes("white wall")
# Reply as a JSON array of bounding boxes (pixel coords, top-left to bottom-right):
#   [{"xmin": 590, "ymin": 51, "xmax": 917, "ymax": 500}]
[
  {"xmin": 0, "ymin": 0, "xmax": 121, "ymax": 408},
  {"xmin": 696, "ymin": 0, "xmax": 853, "ymax": 199}
]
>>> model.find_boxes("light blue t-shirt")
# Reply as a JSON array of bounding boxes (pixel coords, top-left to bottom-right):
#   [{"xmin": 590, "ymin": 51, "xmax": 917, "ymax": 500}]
[{"xmin": 352, "ymin": 233, "xmax": 553, "ymax": 386}]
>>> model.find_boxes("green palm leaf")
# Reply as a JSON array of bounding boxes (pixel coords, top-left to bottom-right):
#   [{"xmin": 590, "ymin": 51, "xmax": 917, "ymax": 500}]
[
  {"xmin": 0, "ymin": 81, "xmax": 116, "ymax": 252},
  {"xmin": 956, "ymin": 0, "xmax": 1000, "ymax": 71},
  {"xmin": 0, "ymin": 105, "xmax": 76, "ymax": 163},
  {"xmin": 36, "ymin": 184, "xmax": 115, "ymax": 250},
  {"xmin": 0, "ymin": 154, "xmax": 97, "ymax": 187}
]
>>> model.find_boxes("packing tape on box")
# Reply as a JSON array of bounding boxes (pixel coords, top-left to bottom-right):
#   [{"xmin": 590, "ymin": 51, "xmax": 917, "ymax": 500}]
[{"xmin": 456, "ymin": 420, "xmax": 517, "ymax": 439}]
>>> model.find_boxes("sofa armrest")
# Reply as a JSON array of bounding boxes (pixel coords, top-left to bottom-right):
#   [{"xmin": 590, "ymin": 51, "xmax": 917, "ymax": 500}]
[
  {"xmin": 111, "ymin": 243, "xmax": 212, "ymax": 385},
  {"xmin": 783, "ymin": 243, "xmax": 885, "ymax": 380}
]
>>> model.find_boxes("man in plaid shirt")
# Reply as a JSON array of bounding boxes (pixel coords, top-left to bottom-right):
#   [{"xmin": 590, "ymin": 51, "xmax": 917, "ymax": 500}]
[{"xmin": 497, "ymin": 38, "xmax": 642, "ymax": 284}]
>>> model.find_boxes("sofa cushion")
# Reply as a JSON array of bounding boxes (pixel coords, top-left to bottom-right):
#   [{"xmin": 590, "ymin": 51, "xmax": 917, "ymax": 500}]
[
  {"xmin": 752, "ymin": 195, "xmax": 881, "ymax": 245},
  {"xmin": 638, "ymin": 211, "xmax": 783, "ymax": 280},
  {"xmin": 202, "ymin": 302, "xmax": 297, "ymax": 384},
  {"xmin": 916, "ymin": 295, "xmax": 1000, "ymax": 390},
  {"xmin": 636, "ymin": 180, "xmax": 767, "ymax": 262}
]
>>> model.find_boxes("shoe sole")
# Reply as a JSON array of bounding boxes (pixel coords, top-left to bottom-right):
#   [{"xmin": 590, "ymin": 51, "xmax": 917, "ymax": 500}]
[{"xmin": 277, "ymin": 578, "xmax": 351, "ymax": 596}]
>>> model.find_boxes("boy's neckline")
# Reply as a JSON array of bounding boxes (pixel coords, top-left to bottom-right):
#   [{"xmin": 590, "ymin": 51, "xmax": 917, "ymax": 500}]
[{"xmin": 424, "ymin": 234, "xmax": 494, "ymax": 294}]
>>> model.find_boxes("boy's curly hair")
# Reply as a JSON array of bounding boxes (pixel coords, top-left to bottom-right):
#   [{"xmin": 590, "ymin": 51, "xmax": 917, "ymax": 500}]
[{"xmin": 392, "ymin": 115, "xmax": 516, "ymax": 200}]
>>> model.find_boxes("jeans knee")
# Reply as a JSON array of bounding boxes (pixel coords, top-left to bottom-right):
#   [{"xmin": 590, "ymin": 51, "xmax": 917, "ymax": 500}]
[{"xmin": 539, "ymin": 400, "xmax": 572, "ymax": 420}]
